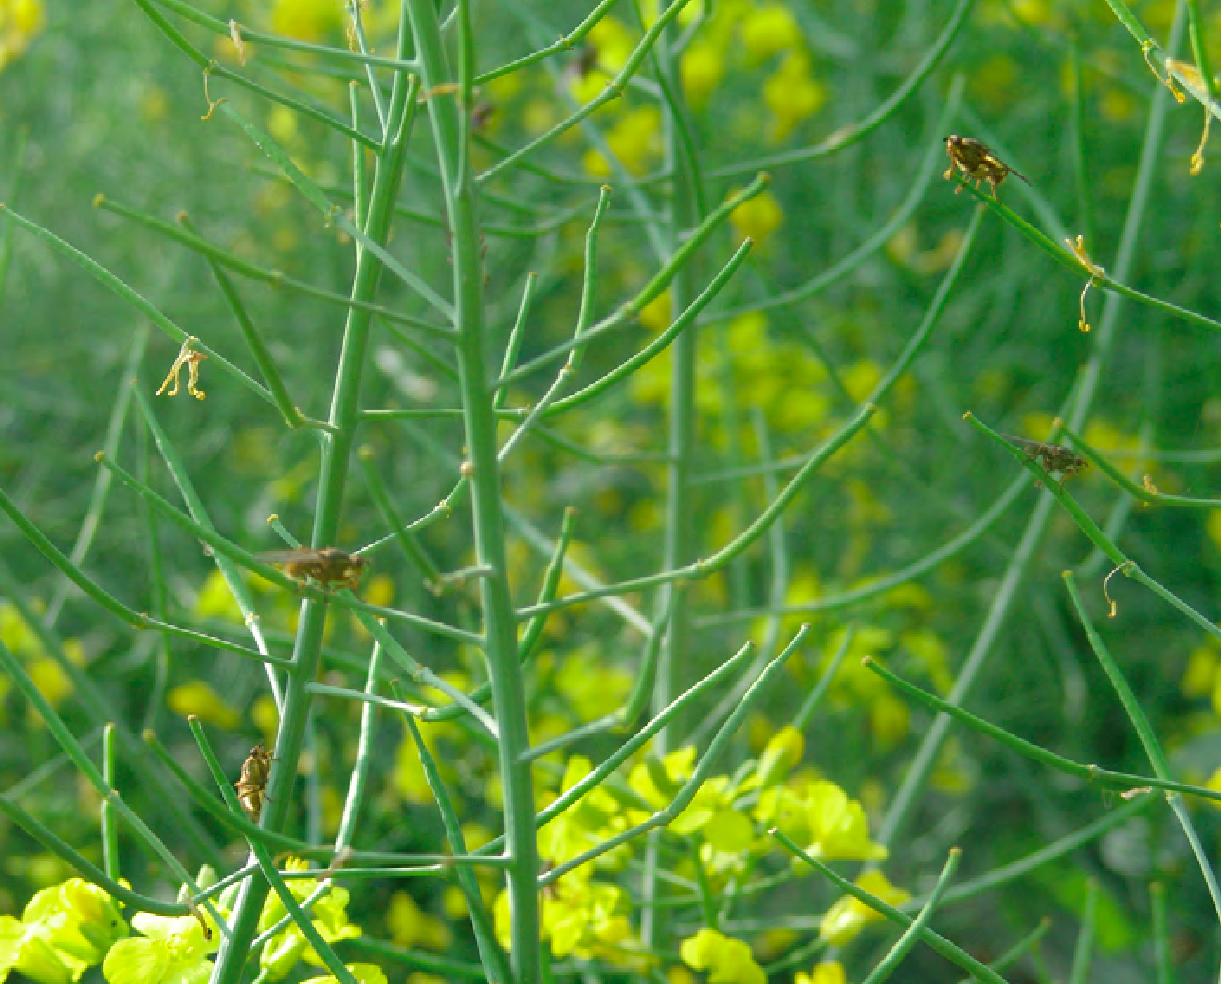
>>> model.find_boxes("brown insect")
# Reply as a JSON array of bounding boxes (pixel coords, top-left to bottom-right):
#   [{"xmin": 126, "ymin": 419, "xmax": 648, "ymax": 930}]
[
  {"xmin": 234, "ymin": 744, "xmax": 273, "ymax": 822},
  {"xmin": 1003, "ymin": 435, "xmax": 1086, "ymax": 483},
  {"xmin": 943, "ymin": 134, "xmax": 1030, "ymax": 200},
  {"xmin": 259, "ymin": 547, "xmax": 368, "ymax": 591}
]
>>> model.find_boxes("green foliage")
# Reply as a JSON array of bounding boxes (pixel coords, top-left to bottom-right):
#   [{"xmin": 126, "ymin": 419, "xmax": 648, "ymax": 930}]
[{"xmin": 0, "ymin": 0, "xmax": 1218, "ymax": 981}]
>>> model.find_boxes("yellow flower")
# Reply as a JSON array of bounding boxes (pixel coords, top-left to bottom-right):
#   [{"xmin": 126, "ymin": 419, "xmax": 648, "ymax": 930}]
[
  {"xmin": 495, "ymin": 870, "xmax": 638, "ymax": 963},
  {"xmin": 756, "ymin": 779, "xmax": 887, "ymax": 861},
  {"xmin": 257, "ymin": 860, "xmax": 361, "ymax": 978},
  {"xmin": 1182, "ymin": 641, "xmax": 1221, "ymax": 713},
  {"xmin": 796, "ymin": 961, "xmax": 847, "ymax": 984},
  {"xmin": 582, "ymin": 106, "xmax": 663, "ymax": 177},
  {"xmin": 743, "ymin": 4, "xmax": 802, "ymax": 62},
  {"xmin": 681, "ymin": 42, "xmax": 725, "ymax": 106},
  {"xmin": 730, "ymin": 190, "xmax": 783, "ymax": 243},
  {"xmin": 167, "ymin": 681, "xmax": 241, "ymax": 730},
  {"xmin": 387, "ymin": 892, "xmax": 451, "ymax": 950},
  {"xmin": 679, "ymin": 928, "xmax": 766, "ymax": 984},
  {"xmin": 752, "ymin": 725, "xmax": 804, "ymax": 789},
  {"xmin": 269, "ymin": 0, "xmax": 341, "ymax": 42},
  {"xmin": 301, "ymin": 966, "xmax": 388, "ymax": 984},
  {"xmin": 638, "ymin": 290, "xmax": 673, "ymax": 332},
  {"xmin": 819, "ymin": 870, "xmax": 910, "ymax": 946},
  {"xmin": 0, "ymin": 0, "xmax": 44, "ymax": 70},
  {"xmin": 103, "ymin": 912, "xmax": 216, "ymax": 984},
  {"xmin": 555, "ymin": 653, "xmax": 633, "ymax": 720},
  {"xmin": 762, "ymin": 52, "xmax": 826, "ymax": 141}
]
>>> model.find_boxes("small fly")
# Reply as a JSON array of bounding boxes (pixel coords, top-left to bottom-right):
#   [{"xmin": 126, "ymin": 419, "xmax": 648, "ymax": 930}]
[
  {"xmin": 259, "ymin": 547, "xmax": 368, "ymax": 591},
  {"xmin": 234, "ymin": 744, "xmax": 273, "ymax": 823},
  {"xmin": 1003, "ymin": 435, "xmax": 1086, "ymax": 483},
  {"xmin": 943, "ymin": 134, "xmax": 1030, "ymax": 200}
]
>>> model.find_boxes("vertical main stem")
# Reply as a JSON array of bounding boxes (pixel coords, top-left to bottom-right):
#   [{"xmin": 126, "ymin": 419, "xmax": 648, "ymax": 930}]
[
  {"xmin": 406, "ymin": 2, "xmax": 540, "ymax": 982},
  {"xmin": 644, "ymin": 12, "xmax": 706, "ymax": 951},
  {"xmin": 210, "ymin": 51, "xmax": 416, "ymax": 984}
]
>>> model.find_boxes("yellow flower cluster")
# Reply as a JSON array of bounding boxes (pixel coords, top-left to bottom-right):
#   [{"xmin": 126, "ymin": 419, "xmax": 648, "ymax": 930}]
[{"xmin": 0, "ymin": 0, "xmax": 42, "ymax": 71}]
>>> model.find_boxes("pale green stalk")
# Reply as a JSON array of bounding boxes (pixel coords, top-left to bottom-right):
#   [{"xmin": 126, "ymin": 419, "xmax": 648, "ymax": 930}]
[
  {"xmin": 404, "ymin": 1, "xmax": 541, "ymax": 979},
  {"xmin": 210, "ymin": 21, "xmax": 418, "ymax": 979}
]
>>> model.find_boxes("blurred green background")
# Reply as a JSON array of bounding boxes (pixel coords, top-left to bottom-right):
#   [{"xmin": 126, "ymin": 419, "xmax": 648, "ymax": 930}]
[{"xmin": 0, "ymin": 0, "xmax": 1218, "ymax": 980}]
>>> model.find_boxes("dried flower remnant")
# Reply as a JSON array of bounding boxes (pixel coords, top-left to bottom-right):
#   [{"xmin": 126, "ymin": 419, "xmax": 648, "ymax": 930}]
[
  {"xmin": 156, "ymin": 337, "xmax": 208, "ymax": 400},
  {"xmin": 943, "ymin": 134, "xmax": 1029, "ymax": 199},
  {"xmin": 1065, "ymin": 234, "xmax": 1106, "ymax": 333},
  {"xmin": 235, "ymin": 744, "xmax": 273, "ymax": 822}
]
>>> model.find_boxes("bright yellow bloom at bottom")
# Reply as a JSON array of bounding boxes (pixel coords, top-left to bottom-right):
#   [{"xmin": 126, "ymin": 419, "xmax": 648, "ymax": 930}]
[
  {"xmin": 679, "ymin": 928, "xmax": 765, "ymax": 984},
  {"xmin": 796, "ymin": 961, "xmax": 847, "ymax": 984}
]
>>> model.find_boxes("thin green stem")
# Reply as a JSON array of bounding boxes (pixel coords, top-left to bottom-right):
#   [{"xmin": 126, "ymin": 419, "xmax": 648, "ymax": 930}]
[
  {"xmin": 406, "ymin": 1, "xmax": 541, "ymax": 979},
  {"xmin": 1064, "ymin": 573, "xmax": 1222, "ymax": 914},
  {"xmin": 863, "ymin": 848, "xmax": 962, "ymax": 984},
  {"xmin": 864, "ymin": 656, "xmax": 1217, "ymax": 801},
  {"xmin": 1062, "ymin": 428, "xmax": 1219, "ymax": 507},
  {"xmin": 771, "ymin": 828, "xmax": 1006, "ymax": 984},
  {"xmin": 211, "ymin": 21, "xmax": 419, "ymax": 980}
]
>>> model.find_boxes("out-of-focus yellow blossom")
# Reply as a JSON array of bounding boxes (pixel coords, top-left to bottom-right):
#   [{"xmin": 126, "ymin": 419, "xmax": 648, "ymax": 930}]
[
  {"xmin": 819, "ymin": 870, "xmax": 910, "ymax": 945},
  {"xmin": 930, "ymin": 736, "xmax": 975, "ymax": 795},
  {"xmin": 387, "ymin": 892, "xmax": 451, "ymax": 951},
  {"xmin": 103, "ymin": 912, "xmax": 215, "ymax": 984},
  {"xmin": 796, "ymin": 960, "xmax": 847, "ymax": 984},
  {"xmin": 0, "ymin": 0, "xmax": 43, "ymax": 70},
  {"xmin": 973, "ymin": 54, "xmax": 1020, "ymax": 110},
  {"xmin": 26, "ymin": 657, "xmax": 70, "ymax": 710},
  {"xmin": 763, "ymin": 52, "xmax": 826, "ymax": 142},
  {"xmin": 301, "ymin": 965, "xmax": 387, "ymax": 984},
  {"xmin": 1208, "ymin": 509, "xmax": 1220, "ymax": 547},
  {"xmin": 139, "ymin": 86, "xmax": 170, "ymax": 124},
  {"xmin": 257, "ymin": 858, "xmax": 361, "ymax": 979},
  {"xmin": 2, "ymin": 878, "xmax": 127, "ymax": 984},
  {"xmin": 679, "ymin": 927, "xmax": 766, "ymax": 984},
  {"xmin": 756, "ymin": 779, "xmax": 887, "ymax": 861},
  {"xmin": 730, "ymin": 190, "xmax": 783, "ymax": 243},
  {"xmin": 582, "ymin": 105, "xmax": 663, "ymax": 177},
  {"xmin": 628, "ymin": 746, "xmax": 697, "ymax": 809},
  {"xmin": 555, "ymin": 651, "xmax": 633, "ymax": 720},
  {"xmin": 193, "ymin": 570, "xmax": 244, "ymax": 623},
  {"xmin": 639, "ymin": 290, "xmax": 673, "ymax": 333},
  {"xmin": 394, "ymin": 722, "xmax": 447, "ymax": 805},
  {"xmin": 270, "ymin": 0, "xmax": 341, "ymax": 42},
  {"xmin": 743, "ymin": 4, "xmax": 802, "ymax": 62},
  {"xmin": 1182, "ymin": 641, "xmax": 1221, "ymax": 713},
  {"xmin": 901, "ymin": 630, "xmax": 953, "ymax": 692},
  {"xmin": 669, "ymin": 966, "xmax": 699, "ymax": 984},
  {"xmin": 887, "ymin": 225, "xmax": 965, "ymax": 274},
  {"xmin": 252, "ymin": 694, "xmax": 279, "ymax": 747},
  {"xmin": 168, "ymin": 681, "xmax": 241, "ymax": 730},
  {"xmin": 682, "ymin": 42, "xmax": 725, "ymax": 106},
  {"xmin": 442, "ymin": 885, "xmax": 468, "ymax": 921},
  {"xmin": 267, "ymin": 105, "xmax": 300, "ymax": 146},
  {"xmin": 1100, "ymin": 87, "xmax": 1139, "ymax": 121}
]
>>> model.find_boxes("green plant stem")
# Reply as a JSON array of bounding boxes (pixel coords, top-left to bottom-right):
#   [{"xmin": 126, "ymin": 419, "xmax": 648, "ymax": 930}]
[
  {"xmin": 0, "ymin": 641, "xmax": 226, "ymax": 934},
  {"xmin": 711, "ymin": 0, "xmax": 974, "ymax": 177},
  {"xmin": 403, "ymin": 716, "xmax": 510, "ymax": 983},
  {"xmin": 0, "ymin": 791, "xmax": 191, "ymax": 917},
  {"xmin": 771, "ymin": 829, "xmax": 1006, "ymax": 984},
  {"xmin": 210, "ymin": 22, "xmax": 418, "ymax": 981},
  {"xmin": 179, "ymin": 215, "xmax": 303, "ymax": 428},
  {"xmin": 864, "ymin": 656, "xmax": 1217, "ymax": 801},
  {"xmin": 1063, "ymin": 573, "xmax": 1222, "ymax": 914},
  {"xmin": 0, "ymin": 203, "xmax": 274, "ymax": 403},
  {"xmin": 93, "ymin": 197, "xmax": 449, "ymax": 335},
  {"xmin": 101, "ymin": 724, "xmax": 120, "ymax": 881},
  {"xmin": 188, "ymin": 721, "xmax": 356, "ymax": 983},
  {"xmin": 148, "ymin": 0, "xmax": 418, "ymax": 72},
  {"xmin": 543, "ymin": 629, "xmax": 806, "ymax": 884},
  {"xmin": 953, "ymin": 920, "xmax": 1051, "ymax": 984},
  {"xmin": 880, "ymin": 12, "xmax": 1188, "ymax": 845},
  {"xmin": 863, "ymin": 848, "xmax": 962, "ymax": 984},
  {"xmin": 405, "ymin": 1, "xmax": 541, "ymax": 980},
  {"xmin": 516, "ymin": 209, "xmax": 983, "ymax": 621},
  {"xmin": 95, "ymin": 452, "xmax": 480, "ymax": 645},
  {"xmin": 1068, "ymin": 879, "xmax": 1098, "ymax": 984},
  {"xmin": 130, "ymin": 0, "xmax": 378, "ymax": 148},
  {"xmin": 1062, "ymin": 428, "xmax": 1219, "ymax": 507},
  {"xmin": 1150, "ymin": 881, "xmax": 1173, "ymax": 984},
  {"xmin": 965, "ymin": 413, "xmax": 1219, "ymax": 637},
  {"xmin": 951, "ymin": 177, "xmax": 1219, "ymax": 331}
]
